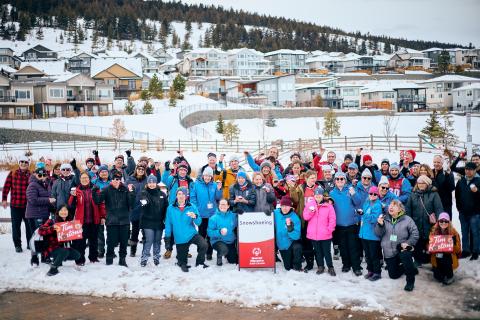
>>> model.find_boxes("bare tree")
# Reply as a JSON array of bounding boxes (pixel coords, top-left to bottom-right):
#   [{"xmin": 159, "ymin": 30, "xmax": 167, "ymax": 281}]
[
  {"xmin": 383, "ymin": 112, "xmax": 399, "ymax": 152},
  {"xmin": 110, "ymin": 118, "xmax": 127, "ymax": 151}
]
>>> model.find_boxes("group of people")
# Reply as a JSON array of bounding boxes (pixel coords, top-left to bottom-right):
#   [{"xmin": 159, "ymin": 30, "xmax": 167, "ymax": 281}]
[{"xmin": 2, "ymin": 147, "xmax": 479, "ymax": 292}]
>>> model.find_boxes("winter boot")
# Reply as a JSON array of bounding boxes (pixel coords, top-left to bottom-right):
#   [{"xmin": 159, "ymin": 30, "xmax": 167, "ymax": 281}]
[
  {"xmin": 106, "ymin": 256, "xmax": 113, "ymax": 265},
  {"xmin": 316, "ymin": 266, "xmax": 325, "ymax": 275},
  {"xmin": 353, "ymin": 269, "xmax": 363, "ymax": 277},
  {"xmin": 206, "ymin": 254, "xmax": 213, "ymax": 261},
  {"xmin": 180, "ymin": 264, "xmax": 189, "ymax": 272},
  {"xmin": 333, "ymin": 245, "xmax": 340, "ymax": 260},
  {"xmin": 404, "ymin": 281, "xmax": 415, "ymax": 292},
  {"xmin": 364, "ymin": 272, "xmax": 374, "ymax": 280},
  {"xmin": 154, "ymin": 259, "xmax": 159, "ymax": 266},
  {"xmin": 164, "ymin": 250, "xmax": 172, "ymax": 259},
  {"xmin": 129, "ymin": 240, "xmax": 137, "ymax": 257},
  {"xmin": 470, "ymin": 253, "xmax": 479, "ymax": 260},
  {"xmin": 196, "ymin": 262, "xmax": 209, "ymax": 269},
  {"xmin": 30, "ymin": 255, "xmax": 39, "ymax": 266},
  {"xmin": 47, "ymin": 266, "xmax": 59, "ymax": 276},
  {"xmin": 217, "ymin": 255, "xmax": 223, "ymax": 266},
  {"xmin": 443, "ymin": 277, "xmax": 454, "ymax": 285},
  {"xmin": 140, "ymin": 260, "xmax": 147, "ymax": 267},
  {"xmin": 327, "ymin": 267, "xmax": 336, "ymax": 277},
  {"xmin": 119, "ymin": 257, "xmax": 128, "ymax": 267},
  {"xmin": 15, "ymin": 246, "xmax": 22, "ymax": 253},
  {"xmin": 368, "ymin": 273, "xmax": 381, "ymax": 281}
]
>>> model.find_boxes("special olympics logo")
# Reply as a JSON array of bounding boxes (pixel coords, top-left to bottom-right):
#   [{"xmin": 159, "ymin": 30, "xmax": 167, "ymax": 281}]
[{"xmin": 252, "ymin": 247, "xmax": 262, "ymax": 256}]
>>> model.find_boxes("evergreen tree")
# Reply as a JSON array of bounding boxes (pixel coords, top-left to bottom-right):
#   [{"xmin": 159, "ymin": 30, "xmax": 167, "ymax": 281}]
[
  {"xmin": 438, "ymin": 50, "xmax": 451, "ymax": 74},
  {"xmin": 124, "ymin": 100, "xmax": 134, "ymax": 115},
  {"xmin": 140, "ymin": 89, "xmax": 151, "ymax": 100},
  {"xmin": 439, "ymin": 108, "xmax": 458, "ymax": 154},
  {"xmin": 148, "ymin": 74, "xmax": 163, "ymax": 99},
  {"xmin": 216, "ymin": 113, "xmax": 225, "ymax": 134},
  {"xmin": 315, "ymin": 95, "xmax": 324, "ymax": 108},
  {"xmin": 168, "ymin": 86, "xmax": 177, "ymax": 107},
  {"xmin": 420, "ymin": 110, "xmax": 443, "ymax": 140},
  {"xmin": 359, "ymin": 40, "xmax": 367, "ymax": 55},
  {"xmin": 223, "ymin": 121, "xmax": 240, "ymax": 144},
  {"xmin": 142, "ymin": 100, "xmax": 154, "ymax": 114},
  {"xmin": 172, "ymin": 74, "xmax": 186, "ymax": 99},
  {"xmin": 322, "ymin": 109, "xmax": 341, "ymax": 141}
]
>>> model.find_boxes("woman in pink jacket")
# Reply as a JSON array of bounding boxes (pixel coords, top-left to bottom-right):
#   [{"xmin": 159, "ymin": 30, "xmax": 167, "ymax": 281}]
[{"xmin": 303, "ymin": 187, "xmax": 337, "ymax": 276}]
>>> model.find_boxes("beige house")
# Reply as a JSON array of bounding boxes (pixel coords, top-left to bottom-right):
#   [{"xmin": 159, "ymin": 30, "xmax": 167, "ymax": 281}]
[
  {"xmin": 0, "ymin": 75, "xmax": 35, "ymax": 119},
  {"xmin": 421, "ymin": 75, "xmax": 480, "ymax": 109}
]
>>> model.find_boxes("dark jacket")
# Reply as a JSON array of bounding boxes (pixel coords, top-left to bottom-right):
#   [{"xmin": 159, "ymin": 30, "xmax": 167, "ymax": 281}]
[
  {"xmin": 432, "ymin": 169, "xmax": 455, "ymax": 214},
  {"xmin": 93, "ymin": 183, "xmax": 135, "ymax": 226},
  {"xmin": 26, "ymin": 175, "xmax": 52, "ymax": 219},
  {"xmin": 375, "ymin": 213, "xmax": 419, "ymax": 259},
  {"xmin": 455, "ymin": 176, "xmax": 480, "ymax": 216},
  {"xmin": 51, "ymin": 175, "xmax": 74, "ymax": 209},
  {"xmin": 450, "ymin": 156, "xmax": 480, "ymax": 176},
  {"xmin": 228, "ymin": 181, "xmax": 256, "ymax": 213},
  {"xmin": 139, "ymin": 187, "xmax": 168, "ymax": 230},
  {"xmin": 405, "ymin": 186, "xmax": 444, "ymax": 239},
  {"xmin": 125, "ymin": 174, "xmax": 148, "ymax": 221},
  {"xmin": 253, "ymin": 183, "xmax": 276, "ymax": 213}
]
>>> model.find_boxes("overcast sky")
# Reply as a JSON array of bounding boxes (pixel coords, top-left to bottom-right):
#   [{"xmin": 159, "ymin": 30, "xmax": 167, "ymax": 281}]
[{"xmin": 176, "ymin": 0, "xmax": 480, "ymax": 47}]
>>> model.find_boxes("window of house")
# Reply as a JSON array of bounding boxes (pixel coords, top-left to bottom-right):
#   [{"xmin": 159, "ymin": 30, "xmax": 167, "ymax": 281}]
[
  {"xmin": 66, "ymin": 89, "xmax": 74, "ymax": 97},
  {"xmin": 467, "ymin": 90, "xmax": 472, "ymax": 97},
  {"xmin": 49, "ymin": 88, "xmax": 64, "ymax": 98},
  {"xmin": 15, "ymin": 90, "xmax": 31, "ymax": 99},
  {"xmin": 98, "ymin": 89, "xmax": 112, "ymax": 98},
  {"xmin": 15, "ymin": 107, "xmax": 28, "ymax": 115},
  {"xmin": 128, "ymin": 80, "xmax": 136, "ymax": 90}
]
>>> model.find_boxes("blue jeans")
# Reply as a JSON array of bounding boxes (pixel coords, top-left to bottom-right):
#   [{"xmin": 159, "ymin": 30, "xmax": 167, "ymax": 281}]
[
  {"xmin": 459, "ymin": 214, "xmax": 480, "ymax": 254},
  {"xmin": 141, "ymin": 229, "xmax": 163, "ymax": 263}
]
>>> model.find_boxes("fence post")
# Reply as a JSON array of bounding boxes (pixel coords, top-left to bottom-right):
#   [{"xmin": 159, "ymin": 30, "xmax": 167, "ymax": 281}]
[
  {"xmin": 178, "ymin": 139, "xmax": 181, "ymax": 151},
  {"xmin": 344, "ymin": 136, "xmax": 347, "ymax": 150},
  {"xmin": 215, "ymin": 140, "xmax": 218, "ymax": 152},
  {"xmin": 258, "ymin": 140, "xmax": 261, "ymax": 151},
  {"xmin": 394, "ymin": 134, "xmax": 398, "ymax": 150},
  {"xmin": 162, "ymin": 139, "xmax": 165, "ymax": 151},
  {"xmin": 318, "ymin": 137, "xmax": 322, "ymax": 151},
  {"xmin": 27, "ymin": 141, "xmax": 29, "ymax": 150},
  {"xmin": 419, "ymin": 136, "xmax": 423, "ymax": 152},
  {"xmin": 96, "ymin": 140, "xmax": 99, "ymax": 150},
  {"xmin": 370, "ymin": 134, "xmax": 374, "ymax": 149},
  {"xmin": 236, "ymin": 139, "xmax": 239, "ymax": 152},
  {"xmin": 196, "ymin": 140, "xmax": 198, "ymax": 151},
  {"xmin": 73, "ymin": 140, "xmax": 76, "ymax": 151},
  {"xmin": 147, "ymin": 133, "xmax": 150, "ymax": 149},
  {"xmin": 132, "ymin": 137, "xmax": 135, "ymax": 150},
  {"xmin": 51, "ymin": 140, "xmax": 53, "ymax": 151}
]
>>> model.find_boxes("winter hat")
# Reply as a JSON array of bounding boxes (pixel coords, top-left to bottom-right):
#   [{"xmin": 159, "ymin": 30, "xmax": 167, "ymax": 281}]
[
  {"xmin": 280, "ymin": 196, "xmax": 293, "ymax": 207},
  {"xmin": 35, "ymin": 167, "xmax": 47, "ymax": 175},
  {"xmin": 368, "ymin": 186, "xmax": 379, "ymax": 195},
  {"xmin": 378, "ymin": 176, "xmax": 389, "ymax": 186},
  {"xmin": 285, "ymin": 174, "xmax": 297, "ymax": 182},
  {"xmin": 334, "ymin": 171, "xmax": 346, "ymax": 179},
  {"xmin": 202, "ymin": 166, "xmax": 214, "ymax": 176},
  {"xmin": 438, "ymin": 212, "xmax": 450, "ymax": 222},
  {"xmin": 389, "ymin": 162, "xmax": 400, "ymax": 171},
  {"xmin": 36, "ymin": 162, "xmax": 45, "ymax": 169},
  {"xmin": 173, "ymin": 157, "xmax": 183, "ymax": 164},
  {"xmin": 177, "ymin": 161, "xmax": 189, "ymax": 170},
  {"xmin": 60, "ymin": 163, "xmax": 72, "ymax": 170},
  {"xmin": 86, "ymin": 157, "xmax": 95, "ymax": 164},
  {"xmin": 115, "ymin": 154, "xmax": 124, "ymax": 161},
  {"xmin": 260, "ymin": 161, "xmax": 271, "ymax": 171},
  {"xmin": 417, "ymin": 175, "xmax": 432, "ymax": 186},
  {"xmin": 158, "ymin": 182, "xmax": 167, "ymax": 189},
  {"xmin": 381, "ymin": 158, "xmax": 390, "ymax": 166},
  {"xmin": 363, "ymin": 154, "xmax": 373, "ymax": 162},
  {"xmin": 322, "ymin": 164, "xmax": 333, "ymax": 172},
  {"xmin": 290, "ymin": 152, "xmax": 301, "ymax": 160},
  {"xmin": 361, "ymin": 169, "xmax": 372, "ymax": 178},
  {"xmin": 465, "ymin": 162, "xmax": 477, "ymax": 170},
  {"xmin": 207, "ymin": 152, "xmax": 217, "ymax": 159},
  {"xmin": 348, "ymin": 163, "xmax": 358, "ymax": 170},
  {"xmin": 139, "ymin": 156, "xmax": 149, "ymax": 162},
  {"xmin": 18, "ymin": 155, "xmax": 30, "ymax": 164},
  {"xmin": 237, "ymin": 171, "xmax": 247, "ymax": 180},
  {"xmin": 147, "ymin": 174, "xmax": 157, "ymax": 184},
  {"xmin": 406, "ymin": 150, "xmax": 417, "ymax": 160},
  {"xmin": 176, "ymin": 187, "xmax": 188, "ymax": 196},
  {"xmin": 98, "ymin": 165, "xmax": 109, "ymax": 173},
  {"xmin": 344, "ymin": 154, "xmax": 354, "ymax": 161},
  {"xmin": 229, "ymin": 155, "xmax": 240, "ymax": 163},
  {"xmin": 314, "ymin": 186, "xmax": 325, "ymax": 195}
]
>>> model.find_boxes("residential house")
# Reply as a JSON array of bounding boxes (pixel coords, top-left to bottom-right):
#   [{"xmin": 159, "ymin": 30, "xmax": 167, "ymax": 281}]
[
  {"xmin": 0, "ymin": 74, "xmax": 35, "ymax": 119},
  {"xmin": 0, "ymin": 48, "xmax": 19, "ymax": 68},
  {"xmin": 142, "ymin": 72, "xmax": 170, "ymax": 90},
  {"xmin": 21, "ymin": 45, "xmax": 58, "ymax": 61},
  {"xmin": 181, "ymin": 48, "xmax": 229, "ymax": 77},
  {"xmin": 227, "ymin": 48, "xmax": 271, "ymax": 76},
  {"xmin": 152, "ymin": 48, "xmax": 175, "ymax": 64},
  {"xmin": 256, "ymin": 74, "xmax": 296, "ymax": 106},
  {"xmin": 361, "ymin": 82, "xmax": 426, "ymax": 112},
  {"xmin": 389, "ymin": 48, "xmax": 430, "ymax": 70},
  {"xmin": 421, "ymin": 75, "xmax": 480, "ymax": 109},
  {"xmin": 264, "ymin": 49, "xmax": 308, "ymax": 74},
  {"xmin": 67, "ymin": 52, "xmax": 97, "ymax": 75},
  {"xmin": 452, "ymin": 83, "xmax": 480, "ymax": 111},
  {"xmin": 339, "ymin": 83, "xmax": 363, "ymax": 108},
  {"xmin": 91, "ymin": 58, "xmax": 143, "ymax": 98},
  {"xmin": 17, "ymin": 61, "xmax": 66, "ymax": 79},
  {"xmin": 295, "ymin": 78, "xmax": 340, "ymax": 108},
  {"xmin": 134, "ymin": 52, "xmax": 161, "ymax": 74}
]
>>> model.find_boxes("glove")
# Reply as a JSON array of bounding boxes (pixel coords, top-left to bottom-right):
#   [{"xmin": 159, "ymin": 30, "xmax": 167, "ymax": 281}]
[
  {"xmin": 356, "ymin": 209, "xmax": 364, "ymax": 215},
  {"xmin": 164, "ymin": 237, "xmax": 171, "ymax": 248},
  {"xmin": 235, "ymin": 208, "xmax": 244, "ymax": 215},
  {"xmin": 165, "ymin": 161, "xmax": 171, "ymax": 171},
  {"xmin": 140, "ymin": 199, "xmax": 148, "ymax": 206},
  {"xmin": 70, "ymin": 158, "xmax": 77, "ymax": 170},
  {"xmin": 93, "ymin": 150, "xmax": 99, "ymax": 156},
  {"xmin": 264, "ymin": 209, "xmax": 272, "ymax": 216},
  {"xmin": 125, "ymin": 150, "xmax": 131, "ymax": 157},
  {"xmin": 287, "ymin": 221, "xmax": 294, "ymax": 232}
]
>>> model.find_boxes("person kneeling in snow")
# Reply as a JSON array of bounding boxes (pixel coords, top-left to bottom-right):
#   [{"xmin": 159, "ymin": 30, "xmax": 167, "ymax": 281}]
[
  {"xmin": 38, "ymin": 205, "xmax": 81, "ymax": 276},
  {"xmin": 208, "ymin": 199, "xmax": 238, "ymax": 266},
  {"xmin": 164, "ymin": 187, "xmax": 208, "ymax": 272},
  {"xmin": 274, "ymin": 196, "xmax": 302, "ymax": 271}
]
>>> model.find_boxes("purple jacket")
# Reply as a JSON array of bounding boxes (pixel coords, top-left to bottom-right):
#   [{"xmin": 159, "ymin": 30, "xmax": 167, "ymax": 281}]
[{"xmin": 26, "ymin": 176, "xmax": 52, "ymax": 219}]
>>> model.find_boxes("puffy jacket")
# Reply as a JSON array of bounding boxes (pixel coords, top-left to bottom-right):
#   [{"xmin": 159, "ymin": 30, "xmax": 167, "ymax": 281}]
[
  {"xmin": 455, "ymin": 176, "xmax": 480, "ymax": 216},
  {"xmin": 302, "ymin": 199, "xmax": 336, "ymax": 240},
  {"xmin": 92, "ymin": 183, "xmax": 135, "ymax": 226},
  {"xmin": 229, "ymin": 181, "xmax": 256, "ymax": 213},
  {"xmin": 125, "ymin": 174, "xmax": 148, "ymax": 221},
  {"xmin": 51, "ymin": 175, "xmax": 75, "ymax": 209},
  {"xmin": 166, "ymin": 174, "xmax": 194, "ymax": 204},
  {"xmin": 139, "ymin": 187, "xmax": 168, "ymax": 230},
  {"xmin": 274, "ymin": 208, "xmax": 301, "ymax": 250},
  {"xmin": 375, "ymin": 212, "xmax": 419, "ymax": 259},
  {"xmin": 207, "ymin": 209, "xmax": 237, "ymax": 245},
  {"xmin": 246, "ymin": 153, "xmax": 283, "ymax": 179},
  {"xmin": 190, "ymin": 179, "xmax": 223, "ymax": 218},
  {"xmin": 68, "ymin": 184, "xmax": 106, "ymax": 225},
  {"xmin": 220, "ymin": 168, "xmax": 240, "ymax": 199},
  {"xmin": 164, "ymin": 202, "xmax": 201, "ymax": 244},
  {"xmin": 330, "ymin": 186, "xmax": 362, "ymax": 226},
  {"xmin": 253, "ymin": 183, "xmax": 276, "ymax": 213},
  {"xmin": 388, "ymin": 175, "xmax": 412, "ymax": 204},
  {"xmin": 429, "ymin": 225, "xmax": 462, "ymax": 270},
  {"xmin": 405, "ymin": 186, "xmax": 444, "ymax": 240},
  {"xmin": 355, "ymin": 183, "xmax": 375, "ymax": 209},
  {"xmin": 378, "ymin": 191, "xmax": 398, "ymax": 214},
  {"xmin": 432, "ymin": 169, "xmax": 455, "ymax": 215},
  {"xmin": 359, "ymin": 199, "xmax": 382, "ymax": 241},
  {"xmin": 92, "ymin": 177, "xmax": 110, "ymax": 190},
  {"xmin": 26, "ymin": 176, "xmax": 52, "ymax": 219}
]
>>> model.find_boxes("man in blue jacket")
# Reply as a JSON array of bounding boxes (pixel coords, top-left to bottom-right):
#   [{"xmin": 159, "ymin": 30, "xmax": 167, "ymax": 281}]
[{"xmin": 274, "ymin": 196, "xmax": 302, "ymax": 271}]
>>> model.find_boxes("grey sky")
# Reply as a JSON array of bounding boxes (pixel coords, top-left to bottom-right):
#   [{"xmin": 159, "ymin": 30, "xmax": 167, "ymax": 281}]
[{"xmin": 177, "ymin": 0, "xmax": 480, "ymax": 47}]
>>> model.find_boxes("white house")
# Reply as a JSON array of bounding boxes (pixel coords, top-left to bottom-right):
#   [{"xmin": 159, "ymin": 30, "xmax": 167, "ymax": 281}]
[
  {"xmin": 421, "ymin": 75, "xmax": 480, "ymax": 109},
  {"xmin": 452, "ymin": 83, "xmax": 480, "ymax": 111},
  {"xmin": 264, "ymin": 49, "xmax": 308, "ymax": 74},
  {"xmin": 227, "ymin": 48, "xmax": 271, "ymax": 76},
  {"xmin": 133, "ymin": 52, "xmax": 161, "ymax": 74},
  {"xmin": 389, "ymin": 48, "xmax": 430, "ymax": 70},
  {"xmin": 257, "ymin": 75, "xmax": 296, "ymax": 106},
  {"xmin": 183, "ymin": 48, "xmax": 229, "ymax": 76}
]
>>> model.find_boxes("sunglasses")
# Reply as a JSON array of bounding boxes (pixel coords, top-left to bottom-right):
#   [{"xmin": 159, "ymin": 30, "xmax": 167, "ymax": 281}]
[
  {"xmin": 380, "ymin": 186, "xmax": 389, "ymax": 190},
  {"xmin": 362, "ymin": 177, "xmax": 372, "ymax": 180},
  {"xmin": 61, "ymin": 168, "xmax": 71, "ymax": 171},
  {"xmin": 113, "ymin": 177, "xmax": 122, "ymax": 181},
  {"xmin": 137, "ymin": 168, "xmax": 145, "ymax": 171},
  {"xmin": 438, "ymin": 219, "xmax": 449, "ymax": 223},
  {"xmin": 19, "ymin": 161, "xmax": 29, "ymax": 164},
  {"xmin": 37, "ymin": 173, "xmax": 47, "ymax": 177},
  {"xmin": 335, "ymin": 178, "xmax": 345, "ymax": 181},
  {"xmin": 369, "ymin": 193, "xmax": 378, "ymax": 196}
]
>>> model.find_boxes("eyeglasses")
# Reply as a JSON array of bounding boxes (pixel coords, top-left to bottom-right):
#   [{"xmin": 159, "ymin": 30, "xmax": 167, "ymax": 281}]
[
  {"xmin": 137, "ymin": 168, "xmax": 145, "ymax": 171},
  {"xmin": 113, "ymin": 177, "xmax": 121, "ymax": 181},
  {"xmin": 61, "ymin": 168, "xmax": 71, "ymax": 171},
  {"xmin": 335, "ymin": 178, "xmax": 345, "ymax": 181},
  {"xmin": 19, "ymin": 161, "xmax": 29, "ymax": 164},
  {"xmin": 438, "ymin": 219, "xmax": 449, "ymax": 224},
  {"xmin": 37, "ymin": 173, "xmax": 47, "ymax": 177},
  {"xmin": 380, "ymin": 186, "xmax": 389, "ymax": 190},
  {"xmin": 368, "ymin": 193, "xmax": 378, "ymax": 196},
  {"xmin": 362, "ymin": 177, "xmax": 372, "ymax": 180}
]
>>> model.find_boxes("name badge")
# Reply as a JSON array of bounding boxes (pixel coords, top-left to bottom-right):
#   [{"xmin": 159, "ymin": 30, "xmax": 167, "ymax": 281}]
[
  {"xmin": 207, "ymin": 202, "xmax": 213, "ymax": 209},
  {"xmin": 389, "ymin": 234, "xmax": 398, "ymax": 242}
]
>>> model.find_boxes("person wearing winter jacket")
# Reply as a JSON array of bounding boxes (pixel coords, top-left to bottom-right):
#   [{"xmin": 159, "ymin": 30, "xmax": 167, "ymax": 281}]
[
  {"xmin": 400, "ymin": 150, "xmax": 421, "ymax": 177},
  {"xmin": 38, "ymin": 205, "xmax": 81, "ymax": 276},
  {"xmin": 208, "ymin": 199, "xmax": 238, "ymax": 266},
  {"xmin": 432, "ymin": 155, "xmax": 455, "ymax": 218},
  {"xmin": 374, "ymin": 159, "xmax": 390, "ymax": 184},
  {"xmin": 354, "ymin": 150, "xmax": 379, "ymax": 185},
  {"xmin": 109, "ymin": 154, "xmax": 130, "ymax": 181},
  {"xmin": 199, "ymin": 152, "xmax": 225, "ymax": 181},
  {"xmin": 355, "ymin": 169, "xmax": 375, "ymax": 207},
  {"xmin": 92, "ymin": 165, "xmax": 110, "ymax": 259},
  {"xmin": 218, "ymin": 155, "xmax": 243, "ymax": 199},
  {"xmin": 313, "ymin": 150, "xmax": 338, "ymax": 181},
  {"xmin": 191, "ymin": 167, "xmax": 223, "ymax": 261},
  {"xmin": 330, "ymin": 171, "xmax": 363, "ymax": 275},
  {"xmin": 68, "ymin": 172, "xmax": 106, "ymax": 265},
  {"xmin": 92, "ymin": 170, "xmax": 136, "ymax": 267},
  {"xmin": 2, "ymin": 156, "xmax": 32, "ymax": 253},
  {"xmin": 359, "ymin": 186, "xmax": 383, "ymax": 281},
  {"xmin": 340, "ymin": 154, "xmax": 354, "ymax": 173},
  {"xmin": 387, "ymin": 163, "xmax": 412, "ymax": 205},
  {"xmin": 228, "ymin": 171, "xmax": 256, "ymax": 213},
  {"xmin": 450, "ymin": 152, "xmax": 480, "ymax": 176},
  {"xmin": 274, "ymin": 196, "xmax": 302, "ymax": 271},
  {"xmin": 164, "ymin": 187, "xmax": 208, "ymax": 272},
  {"xmin": 50, "ymin": 163, "xmax": 75, "ymax": 210},
  {"xmin": 26, "ymin": 167, "xmax": 54, "ymax": 266},
  {"xmin": 346, "ymin": 163, "xmax": 361, "ymax": 187},
  {"xmin": 245, "ymin": 151, "xmax": 282, "ymax": 181},
  {"xmin": 429, "ymin": 212, "xmax": 462, "ymax": 285},
  {"xmin": 318, "ymin": 165, "xmax": 335, "ymax": 194},
  {"xmin": 138, "ymin": 175, "xmax": 168, "ymax": 267},
  {"xmin": 303, "ymin": 187, "xmax": 336, "ymax": 276},
  {"xmin": 406, "ymin": 175, "xmax": 444, "ymax": 266},
  {"xmin": 165, "ymin": 161, "xmax": 195, "ymax": 205},
  {"xmin": 375, "ymin": 200, "xmax": 419, "ymax": 291},
  {"xmin": 455, "ymin": 162, "xmax": 480, "ymax": 260},
  {"xmin": 161, "ymin": 153, "xmax": 192, "ymax": 184},
  {"xmin": 253, "ymin": 147, "xmax": 285, "ymax": 177},
  {"xmin": 378, "ymin": 176, "xmax": 398, "ymax": 214},
  {"xmin": 125, "ymin": 164, "xmax": 148, "ymax": 257},
  {"xmin": 252, "ymin": 172, "xmax": 276, "ymax": 214}
]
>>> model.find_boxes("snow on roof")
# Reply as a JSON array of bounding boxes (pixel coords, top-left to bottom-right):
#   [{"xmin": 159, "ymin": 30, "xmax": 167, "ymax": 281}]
[
  {"xmin": 227, "ymin": 48, "xmax": 264, "ymax": 56},
  {"xmin": 52, "ymin": 72, "xmax": 78, "ymax": 83},
  {"xmin": 421, "ymin": 75, "xmax": 480, "ymax": 83},
  {"xmin": 90, "ymin": 57, "xmax": 142, "ymax": 77},
  {"xmin": 188, "ymin": 47, "xmax": 226, "ymax": 55},
  {"xmin": 161, "ymin": 58, "xmax": 181, "ymax": 66},
  {"xmin": 264, "ymin": 49, "xmax": 307, "ymax": 56},
  {"xmin": 451, "ymin": 82, "xmax": 480, "ymax": 91},
  {"xmin": 133, "ymin": 52, "xmax": 159, "ymax": 62},
  {"xmin": 309, "ymin": 50, "xmax": 327, "ymax": 57},
  {"xmin": 404, "ymin": 70, "xmax": 432, "ymax": 75},
  {"xmin": 361, "ymin": 81, "xmax": 425, "ymax": 93},
  {"xmin": 373, "ymin": 54, "xmax": 393, "ymax": 61},
  {"xmin": 19, "ymin": 61, "xmax": 66, "ymax": 76},
  {"xmin": 0, "ymin": 64, "xmax": 16, "ymax": 73},
  {"xmin": 61, "ymin": 51, "xmax": 98, "ymax": 60},
  {"xmin": 422, "ymin": 47, "xmax": 444, "ymax": 52},
  {"xmin": 143, "ymin": 72, "xmax": 170, "ymax": 81},
  {"xmin": 335, "ymin": 72, "xmax": 370, "ymax": 77}
]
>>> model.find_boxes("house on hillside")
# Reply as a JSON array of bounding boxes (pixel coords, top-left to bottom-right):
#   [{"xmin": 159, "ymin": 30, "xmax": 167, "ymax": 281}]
[
  {"xmin": 264, "ymin": 50, "xmax": 308, "ymax": 74},
  {"xmin": 91, "ymin": 58, "xmax": 142, "ymax": 98},
  {"xmin": 67, "ymin": 52, "xmax": 97, "ymax": 75},
  {"xmin": 0, "ymin": 48, "xmax": 21, "ymax": 69},
  {"xmin": 152, "ymin": 48, "xmax": 175, "ymax": 64},
  {"xmin": 0, "ymin": 74, "xmax": 35, "ymax": 119},
  {"xmin": 389, "ymin": 48, "xmax": 430, "ymax": 70},
  {"xmin": 182, "ymin": 48, "xmax": 229, "ymax": 76},
  {"xmin": 452, "ymin": 83, "xmax": 480, "ymax": 112},
  {"xmin": 361, "ymin": 82, "xmax": 426, "ymax": 112},
  {"xmin": 421, "ymin": 75, "xmax": 480, "ymax": 109},
  {"xmin": 133, "ymin": 52, "xmax": 161, "ymax": 74},
  {"xmin": 295, "ymin": 78, "xmax": 338, "ymax": 108},
  {"xmin": 256, "ymin": 74, "xmax": 296, "ymax": 106},
  {"xmin": 227, "ymin": 48, "xmax": 271, "ymax": 76},
  {"xmin": 21, "ymin": 45, "xmax": 58, "ymax": 61},
  {"xmin": 18, "ymin": 61, "xmax": 66, "ymax": 78}
]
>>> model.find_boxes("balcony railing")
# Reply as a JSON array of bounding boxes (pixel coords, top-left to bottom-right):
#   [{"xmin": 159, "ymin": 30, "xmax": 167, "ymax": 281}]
[
  {"xmin": 0, "ymin": 96, "xmax": 17, "ymax": 103},
  {"xmin": 66, "ymin": 95, "xmax": 112, "ymax": 102}
]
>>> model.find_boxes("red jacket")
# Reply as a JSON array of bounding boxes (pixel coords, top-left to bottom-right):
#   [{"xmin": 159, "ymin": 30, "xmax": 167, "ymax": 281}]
[
  {"xmin": 68, "ymin": 186, "xmax": 106, "ymax": 225},
  {"xmin": 38, "ymin": 218, "xmax": 63, "ymax": 258},
  {"xmin": 2, "ymin": 169, "xmax": 31, "ymax": 208},
  {"xmin": 313, "ymin": 155, "xmax": 338, "ymax": 180}
]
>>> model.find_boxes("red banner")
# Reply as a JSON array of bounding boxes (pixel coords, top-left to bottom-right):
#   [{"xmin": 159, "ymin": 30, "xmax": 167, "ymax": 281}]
[
  {"xmin": 428, "ymin": 235, "xmax": 453, "ymax": 254},
  {"xmin": 56, "ymin": 220, "xmax": 83, "ymax": 242}
]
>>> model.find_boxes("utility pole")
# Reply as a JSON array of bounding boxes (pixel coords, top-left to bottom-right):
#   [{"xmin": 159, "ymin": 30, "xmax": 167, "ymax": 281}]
[{"xmin": 466, "ymin": 111, "xmax": 472, "ymax": 159}]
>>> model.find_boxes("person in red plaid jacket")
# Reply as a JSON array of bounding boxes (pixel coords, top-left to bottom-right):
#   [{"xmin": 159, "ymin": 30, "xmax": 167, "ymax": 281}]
[{"xmin": 2, "ymin": 156, "xmax": 32, "ymax": 253}]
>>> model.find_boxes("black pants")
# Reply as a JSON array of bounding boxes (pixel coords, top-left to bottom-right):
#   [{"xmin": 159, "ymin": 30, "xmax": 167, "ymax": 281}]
[
  {"xmin": 50, "ymin": 247, "xmax": 81, "ymax": 268},
  {"xmin": 98, "ymin": 224, "xmax": 105, "ymax": 255},
  {"xmin": 26, "ymin": 217, "xmax": 48, "ymax": 242},
  {"xmin": 362, "ymin": 239, "xmax": 381, "ymax": 274},
  {"xmin": 165, "ymin": 234, "xmax": 175, "ymax": 251},
  {"xmin": 311, "ymin": 239, "xmax": 333, "ymax": 268},
  {"xmin": 301, "ymin": 222, "xmax": 314, "ymax": 268},
  {"xmin": 212, "ymin": 241, "xmax": 238, "ymax": 263},
  {"xmin": 198, "ymin": 218, "xmax": 213, "ymax": 256},
  {"xmin": 385, "ymin": 251, "xmax": 417, "ymax": 284},
  {"xmin": 433, "ymin": 253, "xmax": 454, "ymax": 281},
  {"xmin": 106, "ymin": 225, "xmax": 129, "ymax": 259},
  {"xmin": 73, "ymin": 223, "xmax": 99, "ymax": 263},
  {"xmin": 279, "ymin": 241, "xmax": 302, "ymax": 270},
  {"xmin": 176, "ymin": 234, "xmax": 207, "ymax": 266},
  {"xmin": 10, "ymin": 206, "xmax": 32, "ymax": 249},
  {"xmin": 413, "ymin": 237, "xmax": 430, "ymax": 264},
  {"xmin": 336, "ymin": 225, "xmax": 361, "ymax": 271},
  {"xmin": 130, "ymin": 220, "xmax": 140, "ymax": 244}
]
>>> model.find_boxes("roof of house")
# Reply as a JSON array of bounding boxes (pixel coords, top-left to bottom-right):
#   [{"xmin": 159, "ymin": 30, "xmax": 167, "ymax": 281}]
[
  {"xmin": 264, "ymin": 49, "xmax": 308, "ymax": 56},
  {"xmin": 227, "ymin": 48, "xmax": 264, "ymax": 56},
  {"xmin": 133, "ymin": 52, "xmax": 159, "ymax": 62},
  {"xmin": 421, "ymin": 75, "xmax": 480, "ymax": 83},
  {"xmin": 422, "ymin": 47, "xmax": 444, "ymax": 52},
  {"xmin": 361, "ymin": 81, "xmax": 426, "ymax": 94},
  {"xmin": 0, "ymin": 64, "xmax": 17, "ymax": 73},
  {"xmin": 90, "ymin": 58, "xmax": 143, "ymax": 77},
  {"xmin": 23, "ymin": 44, "xmax": 55, "ymax": 54},
  {"xmin": 19, "ymin": 61, "xmax": 66, "ymax": 76},
  {"xmin": 52, "ymin": 72, "xmax": 79, "ymax": 83},
  {"xmin": 451, "ymin": 82, "xmax": 480, "ymax": 91}
]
